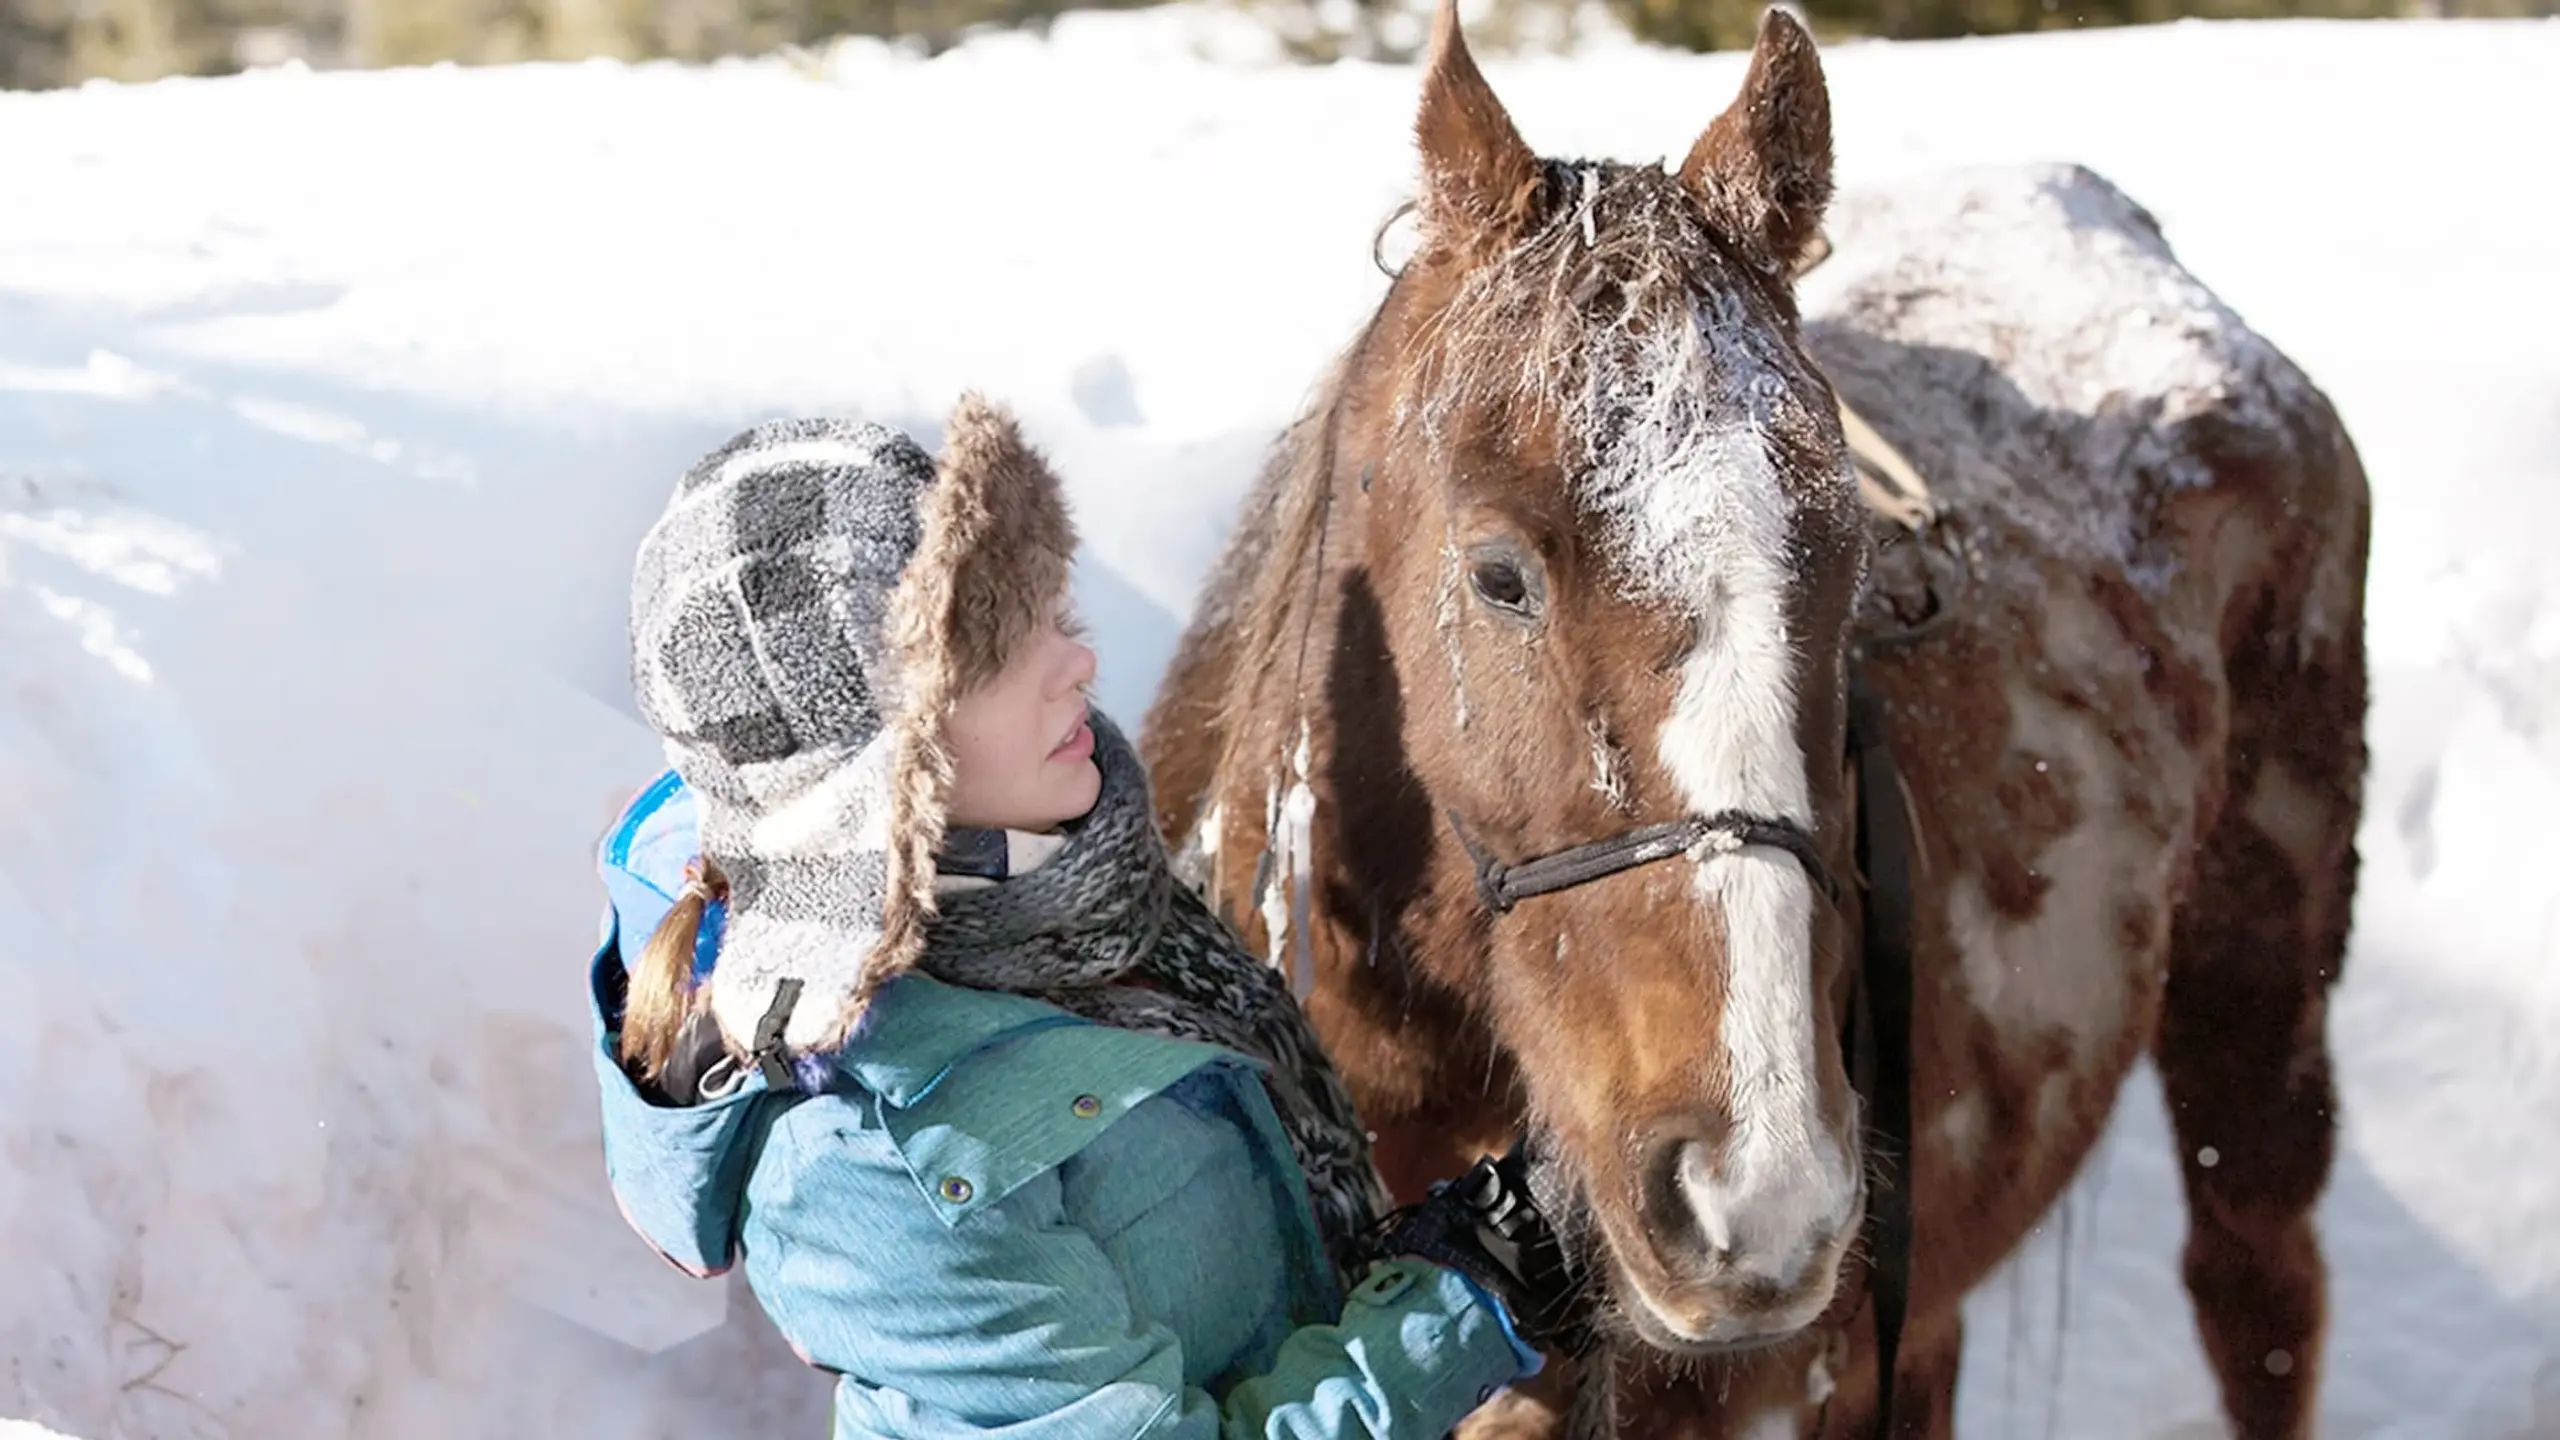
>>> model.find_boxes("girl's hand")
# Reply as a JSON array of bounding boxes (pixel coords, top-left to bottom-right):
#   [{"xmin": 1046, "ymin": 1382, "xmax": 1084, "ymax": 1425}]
[{"xmin": 1364, "ymin": 1140, "xmax": 1594, "ymax": 1356}]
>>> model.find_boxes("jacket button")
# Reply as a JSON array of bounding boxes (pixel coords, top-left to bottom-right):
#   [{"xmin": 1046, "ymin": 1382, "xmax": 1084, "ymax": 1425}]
[
  {"xmin": 938, "ymin": 1176, "xmax": 974, "ymax": 1204},
  {"xmin": 1071, "ymin": 1094, "xmax": 1103, "ymax": 1118}
]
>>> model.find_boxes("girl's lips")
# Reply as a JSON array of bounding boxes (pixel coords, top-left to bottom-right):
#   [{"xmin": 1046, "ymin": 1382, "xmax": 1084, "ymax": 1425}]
[{"xmin": 1050, "ymin": 718, "xmax": 1095, "ymax": 762}]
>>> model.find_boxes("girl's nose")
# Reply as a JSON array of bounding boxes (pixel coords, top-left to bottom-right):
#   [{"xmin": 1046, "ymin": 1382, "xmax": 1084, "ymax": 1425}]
[{"xmin": 1054, "ymin": 632, "xmax": 1098, "ymax": 696}]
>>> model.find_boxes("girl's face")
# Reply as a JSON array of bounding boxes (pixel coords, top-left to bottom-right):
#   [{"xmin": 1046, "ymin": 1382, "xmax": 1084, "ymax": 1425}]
[{"xmin": 944, "ymin": 608, "xmax": 1102, "ymax": 832}]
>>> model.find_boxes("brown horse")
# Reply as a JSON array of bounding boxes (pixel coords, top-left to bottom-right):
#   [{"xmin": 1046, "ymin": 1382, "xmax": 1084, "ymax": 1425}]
[{"xmin": 1139, "ymin": 5, "xmax": 2372, "ymax": 1435}]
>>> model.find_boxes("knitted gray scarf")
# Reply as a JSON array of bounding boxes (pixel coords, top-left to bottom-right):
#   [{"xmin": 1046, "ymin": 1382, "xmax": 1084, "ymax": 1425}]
[{"xmin": 922, "ymin": 711, "xmax": 1386, "ymax": 1287}]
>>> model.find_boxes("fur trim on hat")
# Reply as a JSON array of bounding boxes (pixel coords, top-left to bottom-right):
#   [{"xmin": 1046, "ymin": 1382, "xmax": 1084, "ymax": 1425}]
[{"xmin": 870, "ymin": 392, "xmax": 1080, "ymax": 1038}]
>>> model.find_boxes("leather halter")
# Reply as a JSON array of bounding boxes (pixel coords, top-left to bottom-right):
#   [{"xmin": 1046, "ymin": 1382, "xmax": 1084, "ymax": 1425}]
[
  {"xmin": 1441, "ymin": 672, "xmax": 1917, "ymax": 1440},
  {"xmin": 1446, "ymin": 807, "xmax": 1839, "ymax": 917}
]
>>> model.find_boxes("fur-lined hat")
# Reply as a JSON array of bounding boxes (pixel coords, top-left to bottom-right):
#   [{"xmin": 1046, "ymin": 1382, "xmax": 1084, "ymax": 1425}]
[{"xmin": 626, "ymin": 393, "xmax": 1076, "ymax": 1059}]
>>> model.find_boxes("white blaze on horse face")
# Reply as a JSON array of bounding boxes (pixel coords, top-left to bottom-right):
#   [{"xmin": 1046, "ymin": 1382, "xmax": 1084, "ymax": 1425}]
[{"xmin": 1582, "ymin": 296, "xmax": 1859, "ymax": 1299}]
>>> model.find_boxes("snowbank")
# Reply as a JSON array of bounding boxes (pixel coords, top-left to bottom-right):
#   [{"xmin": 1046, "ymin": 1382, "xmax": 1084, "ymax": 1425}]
[{"xmin": 3, "ymin": 10, "xmax": 2557, "ymax": 1437}]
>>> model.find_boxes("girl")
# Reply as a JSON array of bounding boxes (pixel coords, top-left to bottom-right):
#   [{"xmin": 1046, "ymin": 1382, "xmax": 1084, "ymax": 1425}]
[{"xmin": 583, "ymin": 397, "xmax": 1584, "ymax": 1437}]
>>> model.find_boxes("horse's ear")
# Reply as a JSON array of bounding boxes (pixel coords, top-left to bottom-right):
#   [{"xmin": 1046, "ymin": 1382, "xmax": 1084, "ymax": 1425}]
[
  {"xmin": 1414, "ymin": 0, "xmax": 1542, "ymax": 258},
  {"xmin": 1677, "ymin": 7, "xmax": 1833, "ymax": 273}
]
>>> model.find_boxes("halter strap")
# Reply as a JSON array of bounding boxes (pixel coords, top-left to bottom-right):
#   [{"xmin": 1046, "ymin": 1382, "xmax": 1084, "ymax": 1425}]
[
  {"xmin": 1445, "ymin": 809, "xmax": 1840, "ymax": 915},
  {"xmin": 1844, "ymin": 675, "xmax": 1916, "ymax": 1440}
]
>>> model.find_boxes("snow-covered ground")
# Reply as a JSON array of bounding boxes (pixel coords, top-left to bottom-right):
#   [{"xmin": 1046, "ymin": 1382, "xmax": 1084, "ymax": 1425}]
[{"xmin": 4, "ymin": 9, "xmax": 2557, "ymax": 1438}]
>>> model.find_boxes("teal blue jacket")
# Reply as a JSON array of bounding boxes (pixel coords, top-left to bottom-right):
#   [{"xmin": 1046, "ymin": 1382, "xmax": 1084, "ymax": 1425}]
[{"xmin": 587, "ymin": 772, "xmax": 1538, "ymax": 1437}]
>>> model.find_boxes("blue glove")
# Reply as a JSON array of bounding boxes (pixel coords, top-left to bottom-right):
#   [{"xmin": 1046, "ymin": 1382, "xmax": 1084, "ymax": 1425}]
[{"xmin": 1366, "ymin": 1140, "xmax": 1595, "ymax": 1357}]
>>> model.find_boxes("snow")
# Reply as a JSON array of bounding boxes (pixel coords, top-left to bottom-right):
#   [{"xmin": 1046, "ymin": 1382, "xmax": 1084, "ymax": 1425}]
[{"xmin": 5, "ymin": 9, "xmax": 2558, "ymax": 1438}]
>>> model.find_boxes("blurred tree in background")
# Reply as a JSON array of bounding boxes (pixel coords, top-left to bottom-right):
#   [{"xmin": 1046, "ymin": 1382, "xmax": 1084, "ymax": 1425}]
[{"xmin": 0, "ymin": 0, "xmax": 2547, "ymax": 88}]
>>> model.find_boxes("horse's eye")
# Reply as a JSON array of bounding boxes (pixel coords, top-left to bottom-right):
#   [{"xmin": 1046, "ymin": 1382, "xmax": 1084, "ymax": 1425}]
[{"xmin": 1467, "ymin": 548, "xmax": 1543, "ymax": 620}]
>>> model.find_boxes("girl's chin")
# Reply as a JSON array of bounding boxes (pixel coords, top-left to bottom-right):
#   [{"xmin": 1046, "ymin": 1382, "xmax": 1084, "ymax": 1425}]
[
  {"xmin": 954, "ymin": 758, "xmax": 1101, "ymax": 834},
  {"xmin": 985, "ymin": 765, "xmax": 1101, "ymax": 835},
  {"xmin": 1056, "ymin": 758, "xmax": 1103, "ymax": 814}
]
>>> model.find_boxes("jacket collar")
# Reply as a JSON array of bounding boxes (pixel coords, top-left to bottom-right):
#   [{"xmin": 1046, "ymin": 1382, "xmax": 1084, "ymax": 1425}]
[{"xmin": 832, "ymin": 972, "xmax": 1084, "ymax": 1107}]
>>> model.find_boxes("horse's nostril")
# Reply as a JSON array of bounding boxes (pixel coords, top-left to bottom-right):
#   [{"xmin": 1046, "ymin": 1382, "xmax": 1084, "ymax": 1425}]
[
  {"xmin": 1637, "ymin": 1129, "xmax": 1715, "ymax": 1252},
  {"xmin": 1677, "ymin": 1141, "xmax": 1741, "ymax": 1251},
  {"xmin": 1635, "ymin": 1127, "xmax": 1854, "ymax": 1302},
  {"xmin": 1637, "ymin": 1131, "xmax": 1743, "ymax": 1264}
]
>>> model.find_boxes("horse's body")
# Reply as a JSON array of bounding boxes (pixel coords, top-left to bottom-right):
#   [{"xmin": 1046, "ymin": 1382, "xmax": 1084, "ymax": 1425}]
[{"xmin": 1141, "ymin": 11, "xmax": 2369, "ymax": 1436}]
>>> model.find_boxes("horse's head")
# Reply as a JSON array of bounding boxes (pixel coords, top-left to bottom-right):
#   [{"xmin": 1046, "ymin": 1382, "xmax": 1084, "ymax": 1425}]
[{"xmin": 1347, "ymin": 3, "xmax": 1870, "ymax": 1354}]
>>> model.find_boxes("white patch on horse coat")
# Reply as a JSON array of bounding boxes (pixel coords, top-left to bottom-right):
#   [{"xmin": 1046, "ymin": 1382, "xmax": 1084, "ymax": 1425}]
[
  {"xmin": 1740, "ymin": 1406, "xmax": 1803, "ymax": 1440},
  {"xmin": 2245, "ymin": 758, "xmax": 2332, "ymax": 874},
  {"xmin": 1934, "ymin": 1088, "xmax": 1989, "ymax": 1169},
  {"xmin": 1579, "ymin": 294, "xmax": 1858, "ymax": 1279},
  {"xmin": 2244, "ymin": 758, "xmax": 2351, "ymax": 929},
  {"xmin": 1945, "ymin": 676, "xmax": 2176, "ymax": 1056}
]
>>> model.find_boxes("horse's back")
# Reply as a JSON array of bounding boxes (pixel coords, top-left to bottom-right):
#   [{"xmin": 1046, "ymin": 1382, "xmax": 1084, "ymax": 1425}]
[
  {"xmin": 1802, "ymin": 160, "xmax": 2368, "ymax": 771},
  {"xmin": 1806, "ymin": 161, "xmax": 2363, "ymax": 607}
]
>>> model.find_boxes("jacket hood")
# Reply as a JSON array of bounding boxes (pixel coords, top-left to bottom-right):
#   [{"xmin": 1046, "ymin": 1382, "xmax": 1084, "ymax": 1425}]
[
  {"xmin": 588, "ymin": 770, "xmax": 1091, "ymax": 1275},
  {"xmin": 587, "ymin": 767, "xmax": 765, "ymax": 1277}
]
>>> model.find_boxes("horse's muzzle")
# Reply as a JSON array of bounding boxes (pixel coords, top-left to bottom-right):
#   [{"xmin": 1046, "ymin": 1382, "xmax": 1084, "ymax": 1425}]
[{"xmin": 1608, "ymin": 1124, "xmax": 1864, "ymax": 1350}]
